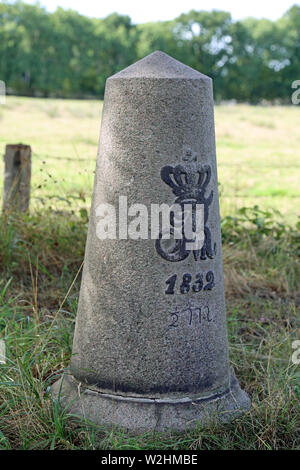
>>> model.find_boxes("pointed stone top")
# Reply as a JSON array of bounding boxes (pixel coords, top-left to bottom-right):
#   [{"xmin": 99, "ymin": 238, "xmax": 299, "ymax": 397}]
[{"xmin": 109, "ymin": 51, "xmax": 211, "ymax": 80}]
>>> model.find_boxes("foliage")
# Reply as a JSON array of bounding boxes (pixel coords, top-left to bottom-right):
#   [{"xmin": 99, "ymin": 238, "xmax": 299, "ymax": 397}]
[
  {"xmin": 221, "ymin": 206, "xmax": 289, "ymax": 243},
  {"xmin": 0, "ymin": 2, "xmax": 299, "ymax": 101},
  {"xmin": 222, "ymin": 206, "xmax": 300, "ymax": 263}
]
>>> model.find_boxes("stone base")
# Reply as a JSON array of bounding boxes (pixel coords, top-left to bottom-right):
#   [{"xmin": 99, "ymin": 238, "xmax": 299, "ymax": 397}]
[{"xmin": 51, "ymin": 373, "xmax": 250, "ymax": 433}]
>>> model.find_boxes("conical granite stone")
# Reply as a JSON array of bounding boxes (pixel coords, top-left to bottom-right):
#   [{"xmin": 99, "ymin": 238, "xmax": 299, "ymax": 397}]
[{"xmin": 52, "ymin": 51, "xmax": 250, "ymax": 432}]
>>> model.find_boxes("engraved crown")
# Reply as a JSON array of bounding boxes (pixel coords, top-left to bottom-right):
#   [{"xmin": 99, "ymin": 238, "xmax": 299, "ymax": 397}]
[{"xmin": 161, "ymin": 163, "xmax": 212, "ymax": 201}]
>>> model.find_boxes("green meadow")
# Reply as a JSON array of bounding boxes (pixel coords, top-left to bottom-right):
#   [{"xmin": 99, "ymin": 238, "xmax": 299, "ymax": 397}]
[{"xmin": 0, "ymin": 97, "xmax": 299, "ymax": 222}]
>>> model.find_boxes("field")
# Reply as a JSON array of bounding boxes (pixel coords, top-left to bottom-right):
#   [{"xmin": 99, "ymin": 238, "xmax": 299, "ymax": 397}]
[
  {"xmin": 0, "ymin": 97, "xmax": 300, "ymax": 222},
  {"xmin": 0, "ymin": 97, "xmax": 299, "ymax": 450}
]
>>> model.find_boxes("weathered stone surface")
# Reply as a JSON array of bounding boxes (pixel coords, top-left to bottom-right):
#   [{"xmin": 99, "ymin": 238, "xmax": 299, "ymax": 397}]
[
  {"xmin": 52, "ymin": 51, "xmax": 250, "ymax": 431},
  {"xmin": 52, "ymin": 373, "xmax": 250, "ymax": 432},
  {"xmin": 3, "ymin": 144, "xmax": 31, "ymax": 213}
]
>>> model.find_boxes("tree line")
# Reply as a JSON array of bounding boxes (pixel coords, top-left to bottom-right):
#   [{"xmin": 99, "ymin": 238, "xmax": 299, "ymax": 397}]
[{"xmin": 0, "ymin": 1, "xmax": 299, "ymax": 102}]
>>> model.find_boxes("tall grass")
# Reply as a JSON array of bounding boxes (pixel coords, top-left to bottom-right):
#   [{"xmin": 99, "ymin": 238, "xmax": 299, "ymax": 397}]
[
  {"xmin": 0, "ymin": 209, "xmax": 299, "ymax": 449},
  {"xmin": 0, "ymin": 98, "xmax": 299, "ymax": 449}
]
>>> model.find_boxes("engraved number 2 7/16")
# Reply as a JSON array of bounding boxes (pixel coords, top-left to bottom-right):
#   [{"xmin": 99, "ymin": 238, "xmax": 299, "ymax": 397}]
[{"xmin": 165, "ymin": 271, "xmax": 215, "ymax": 295}]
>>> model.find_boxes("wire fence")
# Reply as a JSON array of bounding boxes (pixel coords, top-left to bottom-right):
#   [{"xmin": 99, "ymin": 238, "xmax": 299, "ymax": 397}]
[
  {"xmin": 31, "ymin": 151, "xmax": 300, "ymax": 169},
  {"xmin": 29, "ymin": 151, "xmax": 300, "ymax": 200},
  {"xmin": 0, "ymin": 150, "xmax": 299, "ymax": 223}
]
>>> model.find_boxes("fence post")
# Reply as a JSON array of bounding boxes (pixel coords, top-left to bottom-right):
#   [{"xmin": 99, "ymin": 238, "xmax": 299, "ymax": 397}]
[{"xmin": 3, "ymin": 144, "xmax": 31, "ymax": 213}]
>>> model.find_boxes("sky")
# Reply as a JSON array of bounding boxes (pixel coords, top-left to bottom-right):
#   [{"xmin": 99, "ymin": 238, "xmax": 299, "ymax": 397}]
[{"xmin": 18, "ymin": 0, "xmax": 297, "ymax": 23}]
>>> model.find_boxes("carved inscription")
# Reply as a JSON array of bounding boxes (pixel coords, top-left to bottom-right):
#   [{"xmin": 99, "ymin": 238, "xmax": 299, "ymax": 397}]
[
  {"xmin": 168, "ymin": 305, "xmax": 213, "ymax": 329},
  {"xmin": 157, "ymin": 151, "xmax": 218, "ymax": 329},
  {"xmin": 155, "ymin": 151, "xmax": 217, "ymax": 262}
]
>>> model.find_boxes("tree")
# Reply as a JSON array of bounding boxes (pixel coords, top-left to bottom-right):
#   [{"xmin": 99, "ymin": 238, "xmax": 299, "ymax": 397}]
[{"xmin": 0, "ymin": 2, "xmax": 299, "ymax": 101}]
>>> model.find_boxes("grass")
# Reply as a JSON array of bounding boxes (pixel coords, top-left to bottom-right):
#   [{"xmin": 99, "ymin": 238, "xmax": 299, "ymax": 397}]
[
  {"xmin": 0, "ymin": 211, "xmax": 299, "ymax": 450},
  {"xmin": 0, "ymin": 97, "xmax": 299, "ymax": 449}
]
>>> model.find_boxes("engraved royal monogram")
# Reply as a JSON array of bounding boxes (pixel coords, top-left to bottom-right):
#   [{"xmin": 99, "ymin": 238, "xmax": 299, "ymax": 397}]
[{"xmin": 156, "ymin": 150, "xmax": 217, "ymax": 262}]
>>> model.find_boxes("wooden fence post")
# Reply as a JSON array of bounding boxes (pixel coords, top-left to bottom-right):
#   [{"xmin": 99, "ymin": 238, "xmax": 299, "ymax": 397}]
[{"xmin": 3, "ymin": 144, "xmax": 31, "ymax": 213}]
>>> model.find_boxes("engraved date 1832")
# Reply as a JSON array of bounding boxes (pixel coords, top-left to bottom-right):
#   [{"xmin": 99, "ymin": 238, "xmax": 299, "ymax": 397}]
[{"xmin": 165, "ymin": 271, "xmax": 215, "ymax": 295}]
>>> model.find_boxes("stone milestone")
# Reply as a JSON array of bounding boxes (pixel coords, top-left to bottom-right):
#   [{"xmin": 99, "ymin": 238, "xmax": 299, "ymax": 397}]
[{"xmin": 52, "ymin": 51, "xmax": 250, "ymax": 432}]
